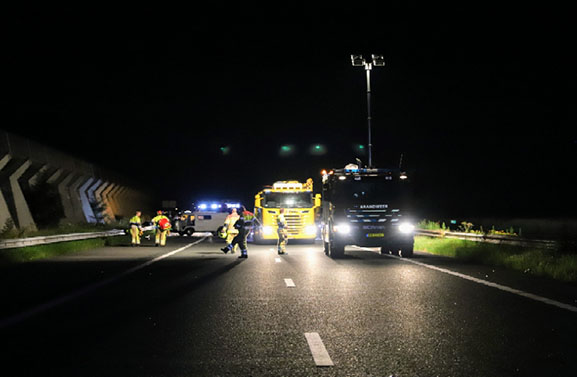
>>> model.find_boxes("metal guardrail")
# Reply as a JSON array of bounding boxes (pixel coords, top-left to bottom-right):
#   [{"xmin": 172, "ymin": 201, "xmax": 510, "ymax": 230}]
[
  {"xmin": 0, "ymin": 230, "xmax": 126, "ymax": 250},
  {"xmin": 415, "ymin": 229, "xmax": 558, "ymax": 249}
]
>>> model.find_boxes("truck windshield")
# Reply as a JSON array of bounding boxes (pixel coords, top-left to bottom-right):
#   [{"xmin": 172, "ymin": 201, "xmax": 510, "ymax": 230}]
[
  {"xmin": 263, "ymin": 192, "xmax": 313, "ymax": 208},
  {"xmin": 329, "ymin": 176, "xmax": 411, "ymax": 207}
]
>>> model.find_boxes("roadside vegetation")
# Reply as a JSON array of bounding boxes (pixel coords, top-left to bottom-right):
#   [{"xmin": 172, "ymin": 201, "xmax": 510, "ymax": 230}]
[
  {"xmin": 415, "ymin": 219, "xmax": 577, "ymax": 283},
  {"xmin": 0, "ymin": 236, "xmax": 127, "ymax": 266},
  {"xmin": 0, "ymin": 218, "xmax": 132, "ymax": 266},
  {"xmin": 417, "ymin": 219, "xmax": 519, "ymax": 236}
]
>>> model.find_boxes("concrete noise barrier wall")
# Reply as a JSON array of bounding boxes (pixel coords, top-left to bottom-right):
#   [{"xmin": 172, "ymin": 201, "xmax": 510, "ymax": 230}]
[{"xmin": 0, "ymin": 129, "xmax": 154, "ymax": 231}]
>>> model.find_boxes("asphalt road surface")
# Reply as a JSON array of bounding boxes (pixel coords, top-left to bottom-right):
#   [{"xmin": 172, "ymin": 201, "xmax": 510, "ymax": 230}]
[{"xmin": 1, "ymin": 235, "xmax": 576, "ymax": 376}]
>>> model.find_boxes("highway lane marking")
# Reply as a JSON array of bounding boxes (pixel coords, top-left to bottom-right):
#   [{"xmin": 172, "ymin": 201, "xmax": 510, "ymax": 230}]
[
  {"xmin": 0, "ymin": 237, "xmax": 209, "ymax": 329},
  {"xmin": 358, "ymin": 247, "xmax": 577, "ymax": 314},
  {"xmin": 275, "ymin": 258, "xmax": 282, "ymax": 263},
  {"xmin": 305, "ymin": 332, "xmax": 334, "ymax": 367},
  {"xmin": 284, "ymin": 278, "xmax": 296, "ymax": 287}
]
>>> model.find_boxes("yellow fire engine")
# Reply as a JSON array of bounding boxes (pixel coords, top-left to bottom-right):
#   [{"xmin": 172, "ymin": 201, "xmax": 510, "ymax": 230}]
[{"xmin": 253, "ymin": 179, "xmax": 321, "ymax": 243}]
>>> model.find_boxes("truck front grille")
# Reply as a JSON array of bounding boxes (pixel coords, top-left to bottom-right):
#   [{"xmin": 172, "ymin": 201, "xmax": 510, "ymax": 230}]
[
  {"xmin": 345, "ymin": 208, "xmax": 402, "ymax": 224},
  {"xmin": 271, "ymin": 214, "xmax": 304, "ymax": 235}
]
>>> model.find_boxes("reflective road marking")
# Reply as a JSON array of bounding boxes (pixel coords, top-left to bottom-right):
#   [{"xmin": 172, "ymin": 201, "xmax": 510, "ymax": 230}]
[
  {"xmin": 361, "ymin": 247, "xmax": 577, "ymax": 314},
  {"xmin": 275, "ymin": 258, "xmax": 282, "ymax": 263},
  {"xmin": 284, "ymin": 278, "xmax": 296, "ymax": 287},
  {"xmin": 305, "ymin": 332, "xmax": 334, "ymax": 367},
  {"xmin": 0, "ymin": 237, "xmax": 208, "ymax": 328}
]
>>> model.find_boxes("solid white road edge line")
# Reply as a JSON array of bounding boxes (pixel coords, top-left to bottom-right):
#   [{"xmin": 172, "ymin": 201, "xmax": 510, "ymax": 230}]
[
  {"xmin": 305, "ymin": 332, "xmax": 334, "ymax": 367},
  {"xmin": 356, "ymin": 246, "xmax": 577, "ymax": 314},
  {"xmin": 0, "ymin": 237, "xmax": 209, "ymax": 328},
  {"xmin": 284, "ymin": 278, "xmax": 296, "ymax": 287}
]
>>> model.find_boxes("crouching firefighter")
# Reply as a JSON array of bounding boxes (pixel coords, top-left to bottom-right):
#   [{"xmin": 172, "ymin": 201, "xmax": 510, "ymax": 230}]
[
  {"xmin": 152, "ymin": 210, "xmax": 171, "ymax": 246},
  {"xmin": 220, "ymin": 208, "xmax": 240, "ymax": 254},
  {"xmin": 221, "ymin": 206, "xmax": 254, "ymax": 258}
]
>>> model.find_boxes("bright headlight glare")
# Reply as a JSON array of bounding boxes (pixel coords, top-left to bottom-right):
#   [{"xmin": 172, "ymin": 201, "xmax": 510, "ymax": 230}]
[
  {"xmin": 263, "ymin": 226, "xmax": 274, "ymax": 235},
  {"xmin": 305, "ymin": 225, "xmax": 317, "ymax": 234},
  {"xmin": 334, "ymin": 223, "xmax": 351, "ymax": 234},
  {"xmin": 399, "ymin": 222, "xmax": 415, "ymax": 234}
]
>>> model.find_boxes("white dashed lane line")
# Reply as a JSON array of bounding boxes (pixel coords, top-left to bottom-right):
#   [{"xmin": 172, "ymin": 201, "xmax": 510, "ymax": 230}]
[
  {"xmin": 275, "ymin": 258, "xmax": 282, "ymax": 263},
  {"xmin": 284, "ymin": 278, "xmax": 296, "ymax": 288},
  {"xmin": 0, "ymin": 237, "xmax": 208, "ymax": 328},
  {"xmin": 356, "ymin": 247, "xmax": 577, "ymax": 314},
  {"xmin": 305, "ymin": 332, "xmax": 334, "ymax": 367}
]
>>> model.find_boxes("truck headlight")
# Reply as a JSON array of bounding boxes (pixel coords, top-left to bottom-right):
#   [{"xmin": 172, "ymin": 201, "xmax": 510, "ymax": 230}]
[
  {"xmin": 263, "ymin": 226, "xmax": 274, "ymax": 236},
  {"xmin": 305, "ymin": 225, "xmax": 317, "ymax": 235},
  {"xmin": 398, "ymin": 222, "xmax": 415, "ymax": 234},
  {"xmin": 334, "ymin": 223, "xmax": 351, "ymax": 234}
]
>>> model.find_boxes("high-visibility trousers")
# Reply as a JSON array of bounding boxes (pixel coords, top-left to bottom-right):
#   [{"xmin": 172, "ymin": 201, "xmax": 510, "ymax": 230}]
[
  {"xmin": 130, "ymin": 225, "xmax": 141, "ymax": 245},
  {"xmin": 231, "ymin": 228, "xmax": 249, "ymax": 255},
  {"xmin": 226, "ymin": 229, "xmax": 239, "ymax": 252},
  {"xmin": 155, "ymin": 229, "xmax": 168, "ymax": 246},
  {"xmin": 277, "ymin": 228, "xmax": 288, "ymax": 253}
]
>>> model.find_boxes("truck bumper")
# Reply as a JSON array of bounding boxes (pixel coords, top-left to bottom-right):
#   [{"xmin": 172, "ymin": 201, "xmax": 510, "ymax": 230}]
[{"xmin": 333, "ymin": 232, "xmax": 414, "ymax": 248}]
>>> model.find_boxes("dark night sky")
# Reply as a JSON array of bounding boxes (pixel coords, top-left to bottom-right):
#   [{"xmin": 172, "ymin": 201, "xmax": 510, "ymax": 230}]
[{"xmin": 1, "ymin": 5, "xmax": 576, "ymax": 219}]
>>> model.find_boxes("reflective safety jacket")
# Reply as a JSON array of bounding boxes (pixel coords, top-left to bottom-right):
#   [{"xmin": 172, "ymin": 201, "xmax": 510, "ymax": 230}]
[
  {"xmin": 235, "ymin": 210, "xmax": 255, "ymax": 230},
  {"xmin": 241, "ymin": 210, "xmax": 254, "ymax": 224},
  {"xmin": 129, "ymin": 215, "xmax": 142, "ymax": 227},
  {"xmin": 277, "ymin": 213, "xmax": 287, "ymax": 229},
  {"xmin": 224, "ymin": 213, "xmax": 240, "ymax": 231},
  {"xmin": 152, "ymin": 215, "xmax": 171, "ymax": 230}
]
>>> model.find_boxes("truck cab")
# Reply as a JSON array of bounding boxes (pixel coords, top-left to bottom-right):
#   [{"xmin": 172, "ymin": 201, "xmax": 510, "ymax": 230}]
[
  {"xmin": 321, "ymin": 164, "xmax": 415, "ymax": 258},
  {"xmin": 253, "ymin": 180, "xmax": 321, "ymax": 244}
]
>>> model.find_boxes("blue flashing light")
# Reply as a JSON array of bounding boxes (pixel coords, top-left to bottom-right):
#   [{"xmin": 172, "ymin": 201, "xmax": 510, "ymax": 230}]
[
  {"xmin": 198, "ymin": 204, "xmax": 207, "ymax": 210},
  {"xmin": 211, "ymin": 203, "xmax": 220, "ymax": 210}
]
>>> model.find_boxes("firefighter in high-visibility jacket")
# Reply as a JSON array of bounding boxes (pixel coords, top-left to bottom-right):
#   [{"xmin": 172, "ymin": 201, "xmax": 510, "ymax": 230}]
[
  {"xmin": 152, "ymin": 210, "xmax": 171, "ymax": 246},
  {"xmin": 129, "ymin": 210, "xmax": 143, "ymax": 246},
  {"xmin": 277, "ymin": 208, "xmax": 288, "ymax": 255},
  {"xmin": 221, "ymin": 208, "xmax": 240, "ymax": 253},
  {"xmin": 222, "ymin": 206, "xmax": 254, "ymax": 258}
]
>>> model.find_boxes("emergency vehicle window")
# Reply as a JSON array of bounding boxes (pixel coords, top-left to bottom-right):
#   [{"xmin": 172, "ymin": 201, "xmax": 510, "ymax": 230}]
[
  {"xmin": 263, "ymin": 193, "xmax": 313, "ymax": 208},
  {"xmin": 331, "ymin": 178, "xmax": 411, "ymax": 206}
]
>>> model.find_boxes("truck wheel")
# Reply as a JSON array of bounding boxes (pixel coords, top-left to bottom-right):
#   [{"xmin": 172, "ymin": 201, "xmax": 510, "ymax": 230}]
[
  {"xmin": 380, "ymin": 246, "xmax": 391, "ymax": 255},
  {"xmin": 323, "ymin": 241, "xmax": 329, "ymax": 255},
  {"xmin": 178, "ymin": 231, "xmax": 184, "ymax": 237},
  {"xmin": 381, "ymin": 245, "xmax": 414, "ymax": 258},
  {"xmin": 328, "ymin": 240, "xmax": 345, "ymax": 258},
  {"xmin": 399, "ymin": 245, "xmax": 414, "ymax": 258},
  {"xmin": 185, "ymin": 228, "xmax": 194, "ymax": 237}
]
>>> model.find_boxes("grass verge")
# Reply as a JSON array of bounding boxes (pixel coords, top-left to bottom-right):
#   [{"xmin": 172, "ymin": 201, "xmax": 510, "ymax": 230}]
[
  {"xmin": 0, "ymin": 235, "xmax": 129, "ymax": 266},
  {"xmin": 415, "ymin": 236, "xmax": 577, "ymax": 283}
]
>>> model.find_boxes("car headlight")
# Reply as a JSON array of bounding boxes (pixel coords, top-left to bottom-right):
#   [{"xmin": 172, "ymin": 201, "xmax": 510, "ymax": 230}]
[
  {"xmin": 334, "ymin": 223, "xmax": 351, "ymax": 234},
  {"xmin": 262, "ymin": 226, "xmax": 274, "ymax": 236},
  {"xmin": 305, "ymin": 225, "xmax": 317, "ymax": 235},
  {"xmin": 398, "ymin": 222, "xmax": 415, "ymax": 234}
]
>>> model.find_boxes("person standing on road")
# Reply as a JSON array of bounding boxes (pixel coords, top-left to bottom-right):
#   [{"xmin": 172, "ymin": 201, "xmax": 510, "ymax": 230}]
[
  {"xmin": 277, "ymin": 208, "xmax": 288, "ymax": 255},
  {"xmin": 221, "ymin": 206, "xmax": 254, "ymax": 258},
  {"xmin": 152, "ymin": 210, "xmax": 171, "ymax": 247},
  {"xmin": 221, "ymin": 207, "xmax": 240, "ymax": 254},
  {"xmin": 129, "ymin": 210, "xmax": 143, "ymax": 247}
]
